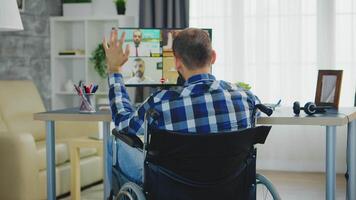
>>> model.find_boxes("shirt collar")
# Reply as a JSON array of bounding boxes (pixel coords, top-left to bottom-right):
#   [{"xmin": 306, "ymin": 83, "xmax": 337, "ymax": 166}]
[{"xmin": 184, "ymin": 73, "xmax": 216, "ymax": 86}]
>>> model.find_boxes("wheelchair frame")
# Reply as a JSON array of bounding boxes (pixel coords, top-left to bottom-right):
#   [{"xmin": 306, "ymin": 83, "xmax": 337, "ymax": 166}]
[{"xmin": 114, "ymin": 105, "xmax": 281, "ymax": 200}]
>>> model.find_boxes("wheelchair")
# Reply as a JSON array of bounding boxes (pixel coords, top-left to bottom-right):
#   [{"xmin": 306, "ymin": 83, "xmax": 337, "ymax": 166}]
[{"xmin": 110, "ymin": 105, "xmax": 281, "ymax": 200}]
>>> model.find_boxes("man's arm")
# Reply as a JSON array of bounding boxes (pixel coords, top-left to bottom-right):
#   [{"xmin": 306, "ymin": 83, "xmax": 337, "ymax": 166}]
[
  {"xmin": 104, "ymin": 28, "xmax": 153, "ymax": 135},
  {"xmin": 108, "ymin": 73, "xmax": 153, "ymax": 135}
]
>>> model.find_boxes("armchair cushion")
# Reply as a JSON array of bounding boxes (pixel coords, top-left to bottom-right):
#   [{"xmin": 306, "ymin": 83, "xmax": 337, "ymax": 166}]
[
  {"xmin": 0, "ymin": 133, "xmax": 39, "ymax": 200},
  {"xmin": 55, "ymin": 121, "xmax": 98, "ymax": 139},
  {"xmin": 0, "ymin": 81, "xmax": 99, "ymax": 140},
  {"xmin": 36, "ymin": 139, "xmax": 98, "ymax": 171},
  {"xmin": 0, "ymin": 81, "xmax": 46, "ymax": 141}
]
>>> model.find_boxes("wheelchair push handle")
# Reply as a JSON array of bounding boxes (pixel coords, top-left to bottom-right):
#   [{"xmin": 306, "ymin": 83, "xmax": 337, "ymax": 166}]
[
  {"xmin": 145, "ymin": 108, "xmax": 160, "ymax": 121},
  {"xmin": 256, "ymin": 104, "xmax": 273, "ymax": 116}
]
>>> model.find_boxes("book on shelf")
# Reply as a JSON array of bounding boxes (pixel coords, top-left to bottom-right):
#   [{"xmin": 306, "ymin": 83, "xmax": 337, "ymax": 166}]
[{"xmin": 58, "ymin": 49, "xmax": 85, "ymax": 56}]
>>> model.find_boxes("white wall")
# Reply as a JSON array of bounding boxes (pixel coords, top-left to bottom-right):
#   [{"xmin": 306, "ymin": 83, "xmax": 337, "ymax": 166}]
[
  {"xmin": 91, "ymin": 0, "xmax": 139, "ymax": 21},
  {"xmin": 126, "ymin": 0, "xmax": 139, "ymax": 20}
]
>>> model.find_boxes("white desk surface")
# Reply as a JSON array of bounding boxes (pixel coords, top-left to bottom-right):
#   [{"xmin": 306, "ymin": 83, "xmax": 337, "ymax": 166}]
[
  {"xmin": 257, "ymin": 107, "xmax": 356, "ymax": 126},
  {"xmin": 34, "ymin": 107, "xmax": 112, "ymax": 122},
  {"xmin": 34, "ymin": 106, "xmax": 356, "ymax": 126}
]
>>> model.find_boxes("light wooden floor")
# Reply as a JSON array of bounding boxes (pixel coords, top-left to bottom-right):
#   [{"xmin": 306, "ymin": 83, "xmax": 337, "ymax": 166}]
[
  {"xmin": 60, "ymin": 171, "xmax": 347, "ymax": 200},
  {"xmin": 257, "ymin": 170, "xmax": 346, "ymax": 200}
]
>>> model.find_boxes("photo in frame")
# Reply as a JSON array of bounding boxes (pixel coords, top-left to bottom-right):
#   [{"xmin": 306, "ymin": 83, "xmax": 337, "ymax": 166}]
[
  {"xmin": 315, "ymin": 70, "xmax": 343, "ymax": 108},
  {"xmin": 17, "ymin": 0, "xmax": 24, "ymax": 12}
]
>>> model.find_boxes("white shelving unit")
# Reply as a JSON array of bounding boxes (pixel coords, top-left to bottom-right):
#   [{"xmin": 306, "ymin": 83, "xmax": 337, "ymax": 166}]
[{"xmin": 50, "ymin": 16, "xmax": 137, "ymax": 109}]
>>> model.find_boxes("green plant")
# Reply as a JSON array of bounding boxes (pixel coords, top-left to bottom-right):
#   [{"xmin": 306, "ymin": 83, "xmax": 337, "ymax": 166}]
[
  {"xmin": 114, "ymin": 0, "xmax": 126, "ymax": 14},
  {"xmin": 236, "ymin": 82, "xmax": 252, "ymax": 90},
  {"xmin": 90, "ymin": 44, "xmax": 107, "ymax": 79}
]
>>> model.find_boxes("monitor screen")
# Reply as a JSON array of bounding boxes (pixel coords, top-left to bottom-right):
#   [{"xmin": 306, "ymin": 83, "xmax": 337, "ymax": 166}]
[{"xmin": 117, "ymin": 28, "xmax": 212, "ymax": 86}]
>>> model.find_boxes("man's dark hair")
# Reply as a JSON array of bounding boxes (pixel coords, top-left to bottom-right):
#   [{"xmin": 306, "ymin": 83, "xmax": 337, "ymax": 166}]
[{"xmin": 172, "ymin": 28, "xmax": 212, "ymax": 69}]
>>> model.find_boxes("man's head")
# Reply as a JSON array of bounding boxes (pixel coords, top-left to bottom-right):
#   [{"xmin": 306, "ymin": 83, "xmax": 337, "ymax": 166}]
[
  {"xmin": 133, "ymin": 58, "xmax": 145, "ymax": 79},
  {"xmin": 172, "ymin": 28, "xmax": 216, "ymax": 79},
  {"xmin": 133, "ymin": 29, "xmax": 142, "ymax": 47}
]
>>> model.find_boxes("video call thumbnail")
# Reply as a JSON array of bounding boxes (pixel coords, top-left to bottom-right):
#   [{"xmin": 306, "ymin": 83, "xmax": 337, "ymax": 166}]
[
  {"xmin": 121, "ymin": 57, "xmax": 162, "ymax": 84},
  {"xmin": 162, "ymin": 57, "xmax": 178, "ymax": 84},
  {"xmin": 118, "ymin": 29, "xmax": 161, "ymax": 57},
  {"xmin": 118, "ymin": 28, "xmax": 211, "ymax": 86}
]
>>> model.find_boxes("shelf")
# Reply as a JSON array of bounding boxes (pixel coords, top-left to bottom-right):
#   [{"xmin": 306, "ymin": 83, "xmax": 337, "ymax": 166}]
[
  {"xmin": 55, "ymin": 55, "xmax": 86, "ymax": 59},
  {"xmin": 51, "ymin": 16, "xmax": 135, "ymax": 22},
  {"xmin": 51, "ymin": 16, "xmax": 137, "ymax": 109},
  {"xmin": 56, "ymin": 91, "xmax": 77, "ymax": 95}
]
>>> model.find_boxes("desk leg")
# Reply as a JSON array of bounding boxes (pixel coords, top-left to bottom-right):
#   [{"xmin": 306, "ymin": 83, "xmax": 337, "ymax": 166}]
[
  {"xmin": 326, "ymin": 126, "xmax": 336, "ymax": 200},
  {"xmin": 70, "ymin": 146, "xmax": 81, "ymax": 200},
  {"xmin": 46, "ymin": 121, "xmax": 56, "ymax": 200},
  {"xmin": 103, "ymin": 122, "xmax": 111, "ymax": 200},
  {"xmin": 347, "ymin": 120, "xmax": 356, "ymax": 200}
]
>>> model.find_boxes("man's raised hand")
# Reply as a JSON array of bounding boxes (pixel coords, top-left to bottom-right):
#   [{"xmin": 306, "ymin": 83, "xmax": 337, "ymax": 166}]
[{"xmin": 102, "ymin": 28, "xmax": 130, "ymax": 73}]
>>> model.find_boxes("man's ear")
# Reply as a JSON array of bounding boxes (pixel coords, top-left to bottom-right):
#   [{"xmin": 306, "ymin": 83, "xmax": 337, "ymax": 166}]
[
  {"xmin": 174, "ymin": 56, "xmax": 183, "ymax": 71},
  {"xmin": 211, "ymin": 50, "xmax": 216, "ymax": 65}
]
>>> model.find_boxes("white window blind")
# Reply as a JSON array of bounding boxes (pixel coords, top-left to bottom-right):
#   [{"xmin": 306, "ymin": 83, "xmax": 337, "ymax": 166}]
[{"xmin": 190, "ymin": 0, "xmax": 355, "ymax": 106}]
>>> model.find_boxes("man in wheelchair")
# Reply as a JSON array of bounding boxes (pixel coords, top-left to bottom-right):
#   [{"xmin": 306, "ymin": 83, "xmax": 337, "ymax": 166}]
[{"xmin": 103, "ymin": 28, "xmax": 263, "ymax": 199}]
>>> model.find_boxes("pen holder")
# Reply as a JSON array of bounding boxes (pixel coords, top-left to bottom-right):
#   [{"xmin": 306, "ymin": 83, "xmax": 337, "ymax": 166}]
[{"xmin": 79, "ymin": 93, "xmax": 96, "ymax": 113}]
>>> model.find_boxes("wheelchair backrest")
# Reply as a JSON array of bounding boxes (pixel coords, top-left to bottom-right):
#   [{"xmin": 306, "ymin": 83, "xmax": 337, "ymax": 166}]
[{"xmin": 145, "ymin": 126, "xmax": 271, "ymax": 183}]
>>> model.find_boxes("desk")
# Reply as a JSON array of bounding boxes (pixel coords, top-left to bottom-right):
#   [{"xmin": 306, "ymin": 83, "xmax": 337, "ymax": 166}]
[
  {"xmin": 34, "ymin": 108, "xmax": 112, "ymax": 200},
  {"xmin": 34, "ymin": 107, "xmax": 356, "ymax": 200},
  {"xmin": 257, "ymin": 107, "xmax": 356, "ymax": 200}
]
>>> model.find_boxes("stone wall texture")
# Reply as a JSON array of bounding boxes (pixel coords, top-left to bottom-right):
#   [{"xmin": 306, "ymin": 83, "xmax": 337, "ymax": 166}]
[{"xmin": 0, "ymin": 0, "xmax": 62, "ymax": 109}]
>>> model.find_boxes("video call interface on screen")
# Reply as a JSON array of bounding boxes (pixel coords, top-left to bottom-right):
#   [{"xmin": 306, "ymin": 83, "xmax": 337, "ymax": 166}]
[{"xmin": 117, "ymin": 28, "xmax": 212, "ymax": 86}]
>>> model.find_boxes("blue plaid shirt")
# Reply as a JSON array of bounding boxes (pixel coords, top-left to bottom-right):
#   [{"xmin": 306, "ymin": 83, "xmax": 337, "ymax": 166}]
[
  {"xmin": 109, "ymin": 73, "xmax": 258, "ymax": 183},
  {"xmin": 109, "ymin": 73, "xmax": 257, "ymax": 134}
]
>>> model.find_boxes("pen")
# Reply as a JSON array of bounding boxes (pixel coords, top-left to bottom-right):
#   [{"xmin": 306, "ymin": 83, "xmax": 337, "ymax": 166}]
[
  {"xmin": 74, "ymin": 84, "xmax": 92, "ymax": 110},
  {"xmin": 74, "ymin": 84, "xmax": 82, "ymax": 95},
  {"xmin": 82, "ymin": 85, "xmax": 86, "ymax": 95},
  {"xmin": 84, "ymin": 85, "xmax": 91, "ymax": 94},
  {"xmin": 91, "ymin": 85, "xmax": 99, "ymax": 93}
]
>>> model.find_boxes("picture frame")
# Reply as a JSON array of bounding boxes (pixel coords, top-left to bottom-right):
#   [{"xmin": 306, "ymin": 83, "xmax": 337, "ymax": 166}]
[
  {"xmin": 17, "ymin": 0, "xmax": 24, "ymax": 12},
  {"xmin": 315, "ymin": 70, "xmax": 343, "ymax": 108}
]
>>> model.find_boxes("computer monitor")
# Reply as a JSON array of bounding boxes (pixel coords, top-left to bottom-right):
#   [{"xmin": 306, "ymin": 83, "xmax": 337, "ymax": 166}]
[{"xmin": 117, "ymin": 28, "xmax": 212, "ymax": 86}]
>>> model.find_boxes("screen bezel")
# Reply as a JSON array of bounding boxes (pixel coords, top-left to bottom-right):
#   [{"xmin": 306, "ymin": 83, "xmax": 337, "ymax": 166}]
[{"xmin": 117, "ymin": 27, "xmax": 213, "ymax": 87}]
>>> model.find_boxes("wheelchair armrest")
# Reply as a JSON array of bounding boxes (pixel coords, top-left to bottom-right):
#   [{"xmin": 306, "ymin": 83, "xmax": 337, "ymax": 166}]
[{"xmin": 111, "ymin": 129, "xmax": 143, "ymax": 149}]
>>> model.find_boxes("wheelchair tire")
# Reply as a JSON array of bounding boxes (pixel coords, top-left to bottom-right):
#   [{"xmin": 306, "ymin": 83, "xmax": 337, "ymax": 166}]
[
  {"xmin": 256, "ymin": 173, "xmax": 281, "ymax": 200},
  {"xmin": 116, "ymin": 182, "xmax": 146, "ymax": 200}
]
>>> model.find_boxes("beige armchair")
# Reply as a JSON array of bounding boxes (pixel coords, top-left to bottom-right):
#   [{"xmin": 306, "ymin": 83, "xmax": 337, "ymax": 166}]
[{"xmin": 0, "ymin": 80, "xmax": 103, "ymax": 200}]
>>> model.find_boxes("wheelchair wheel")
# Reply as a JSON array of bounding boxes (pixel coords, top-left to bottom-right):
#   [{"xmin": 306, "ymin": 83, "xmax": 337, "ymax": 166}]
[
  {"xmin": 116, "ymin": 182, "xmax": 146, "ymax": 200},
  {"xmin": 256, "ymin": 173, "xmax": 281, "ymax": 200}
]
